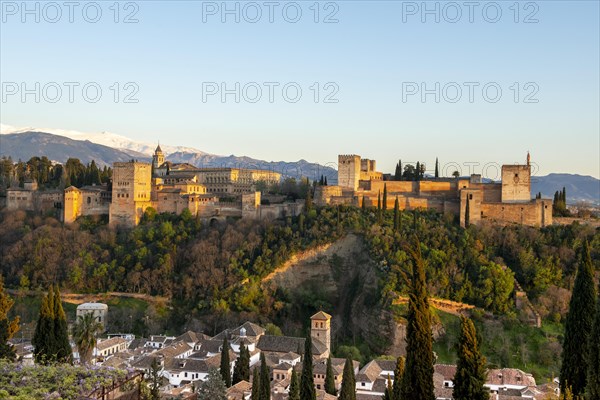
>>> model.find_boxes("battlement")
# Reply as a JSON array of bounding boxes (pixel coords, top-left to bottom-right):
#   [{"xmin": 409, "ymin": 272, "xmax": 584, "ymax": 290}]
[{"xmin": 338, "ymin": 154, "xmax": 361, "ymax": 162}]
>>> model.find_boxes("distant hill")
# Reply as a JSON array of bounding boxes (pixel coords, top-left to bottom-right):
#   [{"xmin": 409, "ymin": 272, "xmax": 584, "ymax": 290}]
[
  {"xmin": 0, "ymin": 130, "xmax": 337, "ymax": 183},
  {"xmin": 166, "ymin": 152, "xmax": 337, "ymax": 183},
  {"xmin": 0, "ymin": 132, "xmax": 146, "ymax": 167},
  {"xmin": 532, "ymin": 174, "xmax": 599, "ymax": 205}
]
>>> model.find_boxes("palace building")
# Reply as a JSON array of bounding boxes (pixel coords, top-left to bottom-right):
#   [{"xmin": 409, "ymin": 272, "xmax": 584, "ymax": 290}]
[{"xmin": 315, "ymin": 153, "xmax": 552, "ymax": 227}]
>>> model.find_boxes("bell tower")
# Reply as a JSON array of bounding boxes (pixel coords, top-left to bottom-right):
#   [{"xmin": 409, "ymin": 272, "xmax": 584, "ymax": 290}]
[
  {"xmin": 310, "ymin": 311, "xmax": 332, "ymax": 357},
  {"xmin": 153, "ymin": 144, "xmax": 165, "ymax": 169}
]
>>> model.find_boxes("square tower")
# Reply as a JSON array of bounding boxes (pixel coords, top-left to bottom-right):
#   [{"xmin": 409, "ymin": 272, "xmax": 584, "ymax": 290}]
[
  {"xmin": 311, "ymin": 311, "xmax": 332, "ymax": 357},
  {"xmin": 501, "ymin": 164, "xmax": 531, "ymax": 203},
  {"xmin": 338, "ymin": 155, "xmax": 361, "ymax": 191},
  {"xmin": 109, "ymin": 161, "xmax": 153, "ymax": 227}
]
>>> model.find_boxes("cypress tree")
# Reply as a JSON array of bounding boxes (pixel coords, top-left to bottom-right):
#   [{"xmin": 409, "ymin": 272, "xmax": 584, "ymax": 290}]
[
  {"xmin": 305, "ymin": 189, "xmax": 313, "ymax": 212},
  {"xmin": 434, "ymin": 158, "xmax": 439, "ymax": 178},
  {"xmin": 362, "ymin": 196, "xmax": 366, "ymax": 211},
  {"xmin": 319, "ymin": 175, "xmax": 324, "ymax": 185},
  {"xmin": 233, "ymin": 342, "xmax": 250, "ymax": 384},
  {"xmin": 149, "ymin": 358, "xmax": 161, "ymax": 400},
  {"xmin": 383, "ymin": 184, "xmax": 388, "ymax": 211},
  {"xmin": 289, "ymin": 369, "xmax": 300, "ymax": 400},
  {"xmin": 452, "ymin": 316, "xmax": 488, "ymax": 400},
  {"xmin": 300, "ymin": 336, "xmax": 316, "ymax": 400},
  {"xmin": 393, "ymin": 197, "xmax": 399, "ymax": 232},
  {"xmin": 32, "ymin": 286, "xmax": 55, "ymax": 364},
  {"xmin": 251, "ymin": 367, "xmax": 261, "ymax": 400},
  {"xmin": 377, "ymin": 191, "xmax": 382, "ymax": 224},
  {"xmin": 383, "ymin": 375, "xmax": 393, "ymax": 400},
  {"xmin": 560, "ymin": 241, "xmax": 597, "ymax": 396},
  {"xmin": 562, "ymin": 187, "xmax": 567, "ymax": 204},
  {"xmin": 53, "ymin": 286, "xmax": 72, "ymax": 364},
  {"xmin": 398, "ymin": 160, "xmax": 402, "ymax": 181},
  {"xmin": 324, "ymin": 355, "xmax": 336, "ymax": 395},
  {"xmin": 464, "ymin": 196, "xmax": 470, "ymax": 228},
  {"xmin": 339, "ymin": 356, "xmax": 356, "ymax": 400},
  {"xmin": 400, "ymin": 239, "xmax": 435, "ymax": 400},
  {"xmin": 221, "ymin": 337, "xmax": 232, "ymax": 387},
  {"xmin": 259, "ymin": 352, "xmax": 270, "ymax": 400},
  {"xmin": 587, "ymin": 287, "xmax": 600, "ymax": 400},
  {"xmin": 324, "ymin": 176, "xmax": 328, "ymax": 186},
  {"xmin": 415, "ymin": 162, "xmax": 420, "ymax": 181},
  {"xmin": 392, "ymin": 356, "xmax": 405, "ymax": 400}
]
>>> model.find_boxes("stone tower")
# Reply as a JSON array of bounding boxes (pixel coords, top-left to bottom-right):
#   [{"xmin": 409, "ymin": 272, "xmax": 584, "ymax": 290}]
[
  {"xmin": 338, "ymin": 155, "xmax": 361, "ymax": 191},
  {"xmin": 501, "ymin": 155, "xmax": 531, "ymax": 203},
  {"xmin": 310, "ymin": 311, "xmax": 332, "ymax": 357},
  {"xmin": 153, "ymin": 144, "xmax": 165, "ymax": 169},
  {"xmin": 109, "ymin": 161, "xmax": 153, "ymax": 227}
]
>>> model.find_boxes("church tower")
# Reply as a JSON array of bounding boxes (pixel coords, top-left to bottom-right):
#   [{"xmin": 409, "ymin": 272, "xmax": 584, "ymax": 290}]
[
  {"xmin": 153, "ymin": 144, "xmax": 165, "ymax": 169},
  {"xmin": 310, "ymin": 311, "xmax": 332, "ymax": 357}
]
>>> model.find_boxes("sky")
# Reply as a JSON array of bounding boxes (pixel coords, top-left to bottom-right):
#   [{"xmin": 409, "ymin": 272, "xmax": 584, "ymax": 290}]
[{"xmin": 1, "ymin": 0, "xmax": 599, "ymax": 178}]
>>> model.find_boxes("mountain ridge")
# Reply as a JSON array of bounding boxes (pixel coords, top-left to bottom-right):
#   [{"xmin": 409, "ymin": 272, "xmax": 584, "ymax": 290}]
[{"xmin": 1, "ymin": 127, "xmax": 597, "ymax": 204}]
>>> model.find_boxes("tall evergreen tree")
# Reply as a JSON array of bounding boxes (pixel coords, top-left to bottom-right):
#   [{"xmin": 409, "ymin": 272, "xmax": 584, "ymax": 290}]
[
  {"xmin": 464, "ymin": 196, "xmax": 470, "ymax": 228},
  {"xmin": 324, "ymin": 176, "xmax": 328, "ymax": 186},
  {"xmin": 32, "ymin": 286, "xmax": 55, "ymax": 364},
  {"xmin": 560, "ymin": 241, "xmax": 597, "ymax": 396},
  {"xmin": 149, "ymin": 357, "xmax": 162, "ymax": 400},
  {"xmin": 339, "ymin": 356, "xmax": 356, "ymax": 400},
  {"xmin": 233, "ymin": 342, "xmax": 250, "ymax": 384},
  {"xmin": 305, "ymin": 189, "xmax": 313, "ymax": 212},
  {"xmin": 393, "ymin": 197, "xmax": 400, "ymax": 232},
  {"xmin": 251, "ymin": 367, "xmax": 261, "ymax": 400},
  {"xmin": 415, "ymin": 162, "xmax": 421, "ymax": 181},
  {"xmin": 52, "ymin": 286, "xmax": 72, "ymax": 364},
  {"xmin": 0, "ymin": 277, "xmax": 19, "ymax": 361},
  {"xmin": 362, "ymin": 196, "xmax": 366, "ymax": 211},
  {"xmin": 377, "ymin": 191, "xmax": 382, "ymax": 224},
  {"xmin": 259, "ymin": 352, "xmax": 270, "ymax": 400},
  {"xmin": 452, "ymin": 316, "xmax": 488, "ymax": 400},
  {"xmin": 587, "ymin": 287, "xmax": 600, "ymax": 400},
  {"xmin": 289, "ymin": 369, "xmax": 300, "ymax": 400},
  {"xmin": 392, "ymin": 356, "xmax": 405, "ymax": 400},
  {"xmin": 434, "ymin": 158, "xmax": 439, "ymax": 178},
  {"xmin": 383, "ymin": 184, "xmax": 388, "ymax": 211},
  {"xmin": 221, "ymin": 337, "xmax": 232, "ymax": 387},
  {"xmin": 300, "ymin": 336, "xmax": 316, "ymax": 400},
  {"xmin": 324, "ymin": 355, "xmax": 336, "ymax": 395},
  {"xmin": 383, "ymin": 375, "xmax": 393, "ymax": 400},
  {"xmin": 400, "ymin": 239, "xmax": 435, "ymax": 400}
]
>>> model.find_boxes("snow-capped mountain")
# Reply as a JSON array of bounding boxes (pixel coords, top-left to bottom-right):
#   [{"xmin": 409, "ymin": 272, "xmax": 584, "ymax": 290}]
[{"xmin": 0, "ymin": 124, "xmax": 207, "ymax": 157}]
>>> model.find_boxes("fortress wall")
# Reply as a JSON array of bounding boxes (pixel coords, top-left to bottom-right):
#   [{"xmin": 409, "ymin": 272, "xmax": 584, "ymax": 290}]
[
  {"xmin": 481, "ymin": 199, "xmax": 552, "ymax": 227},
  {"xmin": 369, "ymin": 181, "xmax": 417, "ymax": 194},
  {"xmin": 314, "ymin": 186, "xmax": 343, "ymax": 205},
  {"xmin": 443, "ymin": 200, "xmax": 460, "ymax": 215},
  {"xmin": 481, "ymin": 184, "xmax": 502, "ymax": 202}
]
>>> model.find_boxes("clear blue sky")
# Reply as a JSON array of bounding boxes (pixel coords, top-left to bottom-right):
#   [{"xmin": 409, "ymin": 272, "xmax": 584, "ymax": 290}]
[{"xmin": 1, "ymin": 0, "xmax": 599, "ymax": 178}]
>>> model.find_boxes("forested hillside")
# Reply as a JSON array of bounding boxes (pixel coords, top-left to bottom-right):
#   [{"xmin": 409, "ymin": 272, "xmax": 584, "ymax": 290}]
[{"xmin": 1, "ymin": 205, "xmax": 598, "ymax": 326}]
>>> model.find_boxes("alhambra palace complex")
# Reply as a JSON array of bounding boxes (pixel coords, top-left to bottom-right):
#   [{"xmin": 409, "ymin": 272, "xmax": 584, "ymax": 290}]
[
  {"xmin": 315, "ymin": 153, "xmax": 552, "ymax": 227},
  {"xmin": 5, "ymin": 147, "xmax": 552, "ymax": 228}
]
